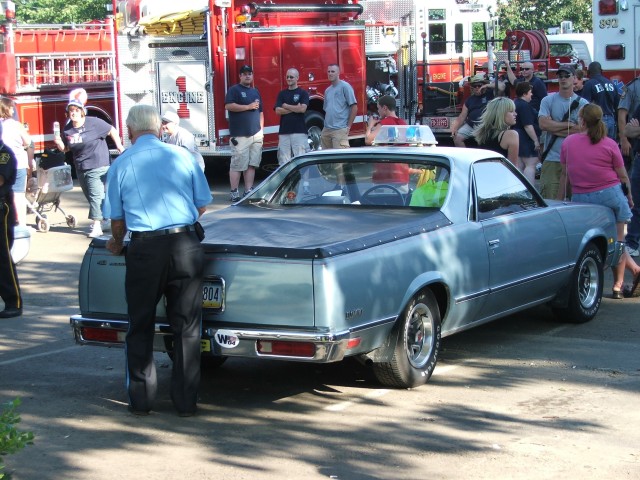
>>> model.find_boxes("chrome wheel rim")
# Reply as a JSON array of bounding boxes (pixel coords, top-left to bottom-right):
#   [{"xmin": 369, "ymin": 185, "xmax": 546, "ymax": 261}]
[
  {"xmin": 578, "ymin": 256, "xmax": 599, "ymax": 308},
  {"xmin": 405, "ymin": 302, "xmax": 434, "ymax": 368}
]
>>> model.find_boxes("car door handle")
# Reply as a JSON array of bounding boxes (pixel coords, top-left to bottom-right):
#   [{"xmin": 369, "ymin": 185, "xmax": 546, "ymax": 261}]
[{"xmin": 488, "ymin": 239, "xmax": 500, "ymax": 248}]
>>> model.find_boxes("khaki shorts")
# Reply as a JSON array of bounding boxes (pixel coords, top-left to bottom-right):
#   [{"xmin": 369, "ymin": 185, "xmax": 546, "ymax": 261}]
[
  {"xmin": 278, "ymin": 133, "xmax": 309, "ymax": 165},
  {"xmin": 539, "ymin": 161, "xmax": 563, "ymax": 200},
  {"xmin": 230, "ymin": 132, "xmax": 264, "ymax": 171},
  {"xmin": 320, "ymin": 128, "xmax": 350, "ymax": 150}
]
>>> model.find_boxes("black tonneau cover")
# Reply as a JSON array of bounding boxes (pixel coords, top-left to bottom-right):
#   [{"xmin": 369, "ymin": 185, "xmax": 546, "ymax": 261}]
[{"xmin": 200, "ymin": 205, "xmax": 452, "ymax": 259}]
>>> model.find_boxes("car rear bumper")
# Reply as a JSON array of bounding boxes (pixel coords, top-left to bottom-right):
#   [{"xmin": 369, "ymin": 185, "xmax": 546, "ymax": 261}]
[{"xmin": 70, "ymin": 315, "xmax": 352, "ymax": 362}]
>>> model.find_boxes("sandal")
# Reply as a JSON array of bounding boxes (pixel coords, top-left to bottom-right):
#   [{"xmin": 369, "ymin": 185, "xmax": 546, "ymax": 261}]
[{"xmin": 623, "ymin": 272, "xmax": 640, "ymax": 298}]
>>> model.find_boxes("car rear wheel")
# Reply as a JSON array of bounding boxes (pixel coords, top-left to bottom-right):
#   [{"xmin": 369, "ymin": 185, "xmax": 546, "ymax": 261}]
[
  {"xmin": 553, "ymin": 242, "xmax": 603, "ymax": 323},
  {"xmin": 373, "ymin": 290, "xmax": 441, "ymax": 388}
]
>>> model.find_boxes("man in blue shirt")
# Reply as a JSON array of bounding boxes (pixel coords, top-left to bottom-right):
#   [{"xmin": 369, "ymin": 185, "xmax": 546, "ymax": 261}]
[
  {"xmin": 104, "ymin": 105, "xmax": 212, "ymax": 417},
  {"xmin": 275, "ymin": 68, "xmax": 310, "ymax": 165},
  {"xmin": 225, "ymin": 65, "xmax": 263, "ymax": 201}
]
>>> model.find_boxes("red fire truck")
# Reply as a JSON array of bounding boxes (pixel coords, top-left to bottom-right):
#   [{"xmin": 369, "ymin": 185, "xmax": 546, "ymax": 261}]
[
  {"xmin": 0, "ymin": 0, "xmax": 117, "ymax": 153},
  {"xmin": 360, "ymin": 0, "xmax": 494, "ymax": 129},
  {"xmin": 111, "ymin": 0, "xmax": 370, "ymax": 155},
  {"xmin": 592, "ymin": 0, "xmax": 639, "ymax": 87}
]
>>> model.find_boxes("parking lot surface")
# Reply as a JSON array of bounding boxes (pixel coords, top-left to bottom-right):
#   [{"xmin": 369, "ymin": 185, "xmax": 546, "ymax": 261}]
[{"xmin": 1, "ymin": 178, "xmax": 639, "ymax": 480}]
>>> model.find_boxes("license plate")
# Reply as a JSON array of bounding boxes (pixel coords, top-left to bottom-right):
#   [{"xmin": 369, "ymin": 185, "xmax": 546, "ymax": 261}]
[
  {"xmin": 203, "ymin": 280, "xmax": 223, "ymax": 309},
  {"xmin": 428, "ymin": 117, "xmax": 449, "ymax": 129}
]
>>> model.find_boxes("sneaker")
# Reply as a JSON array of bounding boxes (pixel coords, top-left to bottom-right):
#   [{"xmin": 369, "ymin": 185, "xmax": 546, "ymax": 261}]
[
  {"xmin": 243, "ymin": 187, "xmax": 254, "ymax": 198},
  {"xmin": 627, "ymin": 245, "xmax": 640, "ymax": 257},
  {"xmin": 229, "ymin": 189, "xmax": 241, "ymax": 202},
  {"xmin": 101, "ymin": 220, "xmax": 111, "ymax": 232},
  {"xmin": 88, "ymin": 223, "xmax": 103, "ymax": 238}
]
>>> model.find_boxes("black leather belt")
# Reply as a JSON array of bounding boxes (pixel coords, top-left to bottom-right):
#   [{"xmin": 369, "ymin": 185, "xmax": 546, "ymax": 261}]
[{"xmin": 130, "ymin": 225, "xmax": 195, "ymax": 239}]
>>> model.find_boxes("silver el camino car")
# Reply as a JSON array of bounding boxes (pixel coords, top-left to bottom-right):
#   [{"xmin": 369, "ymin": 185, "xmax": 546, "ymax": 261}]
[{"xmin": 70, "ymin": 126, "xmax": 622, "ymax": 388}]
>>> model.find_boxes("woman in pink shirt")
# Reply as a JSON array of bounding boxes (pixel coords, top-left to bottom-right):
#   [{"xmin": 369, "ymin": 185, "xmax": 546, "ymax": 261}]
[{"xmin": 558, "ymin": 104, "xmax": 640, "ymax": 299}]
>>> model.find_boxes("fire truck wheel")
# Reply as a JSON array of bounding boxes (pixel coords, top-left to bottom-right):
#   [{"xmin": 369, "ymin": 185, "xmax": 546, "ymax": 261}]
[{"xmin": 304, "ymin": 110, "xmax": 324, "ymax": 151}]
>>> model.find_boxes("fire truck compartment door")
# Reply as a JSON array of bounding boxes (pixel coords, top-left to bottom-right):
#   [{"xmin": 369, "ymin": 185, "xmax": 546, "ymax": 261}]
[{"xmin": 157, "ymin": 61, "xmax": 211, "ymax": 149}]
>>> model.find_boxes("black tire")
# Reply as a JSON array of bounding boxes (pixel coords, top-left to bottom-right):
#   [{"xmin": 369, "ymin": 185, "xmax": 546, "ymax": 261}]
[
  {"xmin": 372, "ymin": 290, "xmax": 441, "ymax": 388},
  {"xmin": 305, "ymin": 110, "xmax": 324, "ymax": 151},
  {"xmin": 553, "ymin": 242, "xmax": 603, "ymax": 323}
]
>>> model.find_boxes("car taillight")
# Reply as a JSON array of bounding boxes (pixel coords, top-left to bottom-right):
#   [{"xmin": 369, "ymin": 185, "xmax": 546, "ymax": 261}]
[
  {"xmin": 257, "ymin": 340, "xmax": 315, "ymax": 358},
  {"xmin": 598, "ymin": 0, "xmax": 618, "ymax": 15},
  {"xmin": 347, "ymin": 337, "xmax": 361, "ymax": 349},
  {"xmin": 605, "ymin": 44, "xmax": 625, "ymax": 60},
  {"xmin": 81, "ymin": 327, "xmax": 125, "ymax": 343}
]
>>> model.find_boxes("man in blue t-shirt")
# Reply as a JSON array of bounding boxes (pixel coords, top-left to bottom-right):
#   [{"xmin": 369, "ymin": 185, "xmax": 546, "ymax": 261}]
[
  {"xmin": 275, "ymin": 68, "xmax": 310, "ymax": 165},
  {"xmin": 225, "ymin": 65, "xmax": 264, "ymax": 201}
]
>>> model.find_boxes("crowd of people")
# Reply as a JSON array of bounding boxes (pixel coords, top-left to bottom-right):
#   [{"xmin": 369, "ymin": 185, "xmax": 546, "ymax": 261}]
[{"xmin": 3, "ymin": 59, "xmax": 640, "ymax": 414}]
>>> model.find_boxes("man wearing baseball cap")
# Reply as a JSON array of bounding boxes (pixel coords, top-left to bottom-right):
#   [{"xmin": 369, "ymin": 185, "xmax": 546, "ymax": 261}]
[
  {"xmin": 161, "ymin": 111, "xmax": 205, "ymax": 172},
  {"xmin": 538, "ymin": 65, "xmax": 589, "ymax": 199},
  {"xmin": 451, "ymin": 73, "xmax": 495, "ymax": 147},
  {"xmin": 224, "ymin": 65, "xmax": 263, "ymax": 202}
]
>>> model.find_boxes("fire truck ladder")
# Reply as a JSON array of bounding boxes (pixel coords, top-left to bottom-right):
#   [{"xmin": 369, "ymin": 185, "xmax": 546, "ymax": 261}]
[{"xmin": 15, "ymin": 52, "xmax": 115, "ymax": 91}]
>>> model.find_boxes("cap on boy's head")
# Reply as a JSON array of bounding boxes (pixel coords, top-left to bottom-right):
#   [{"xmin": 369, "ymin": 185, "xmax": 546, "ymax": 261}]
[
  {"xmin": 239, "ymin": 65, "xmax": 253, "ymax": 74},
  {"xmin": 67, "ymin": 88, "xmax": 88, "ymax": 113},
  {"xmin": 66, "ymin": 99, "xmax": 86, "ymax": 113},
  {"xmin": 557, "ymin": 65, "xmax": 576, "ymax": 76},
  {"xmin": 161, "ymin": 111, "xmax": 180, "ymax": 125}
]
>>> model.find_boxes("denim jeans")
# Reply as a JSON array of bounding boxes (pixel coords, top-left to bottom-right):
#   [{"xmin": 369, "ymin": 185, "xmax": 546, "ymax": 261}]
[
  {"xmin": 625, "ymin": 154, "xmax": 640, "ymax": 249},
  {"xmin": 603, "ymin": 114, "xmax": 616, "ymax": 140},
  {"xmin": 77, "ymin": 165, "xmax": 109, "ymax": 221}
]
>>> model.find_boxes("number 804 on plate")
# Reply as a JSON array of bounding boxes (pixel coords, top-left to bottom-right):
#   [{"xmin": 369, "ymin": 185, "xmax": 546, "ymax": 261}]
[{"xmin": 203, "ymin": 277, "xmax": 225, "ymax": 311}]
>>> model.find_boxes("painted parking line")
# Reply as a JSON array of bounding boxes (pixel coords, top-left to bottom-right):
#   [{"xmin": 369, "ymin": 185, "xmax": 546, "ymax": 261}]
[
  {"xmin": 324, "ymin": 388, "xmax": 390, "ymax": 412},
  {"xmin": 0, "ymin": 346, "xmax": 77, "ymax": 367}
]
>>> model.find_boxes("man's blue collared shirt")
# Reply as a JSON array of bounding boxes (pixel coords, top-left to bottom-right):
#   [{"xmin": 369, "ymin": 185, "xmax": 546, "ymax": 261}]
[{"xmin": 104, "ymin": 134, "xmax": 212, "ymax": 231}]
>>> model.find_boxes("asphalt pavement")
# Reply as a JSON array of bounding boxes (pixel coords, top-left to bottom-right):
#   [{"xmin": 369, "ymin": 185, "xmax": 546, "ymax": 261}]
[{"xmin": 1, "ymin": 172, "xmax": 639, "ymax": 480}]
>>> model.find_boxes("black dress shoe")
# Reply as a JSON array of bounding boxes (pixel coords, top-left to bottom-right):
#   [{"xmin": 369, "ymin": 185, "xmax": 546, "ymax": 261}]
[
  {"xmin": 177, "ymin": 408, "xmax": 197, "ymax": 418},
  {"xmin": 127, "ymin": 406, "xmax": 150, "ymax": 416},
  {"xmin": 0, "ymin": 307, "xmax": 22, "ymax": 318}
]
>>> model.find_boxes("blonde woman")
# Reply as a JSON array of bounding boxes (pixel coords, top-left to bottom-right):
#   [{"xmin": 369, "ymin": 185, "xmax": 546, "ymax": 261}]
[
  {"xmin": 472, "ymin": 97, "xmax": 519, "ymax": 165},
  {"xmin": 557, "ymin": 104, "xmax": 640, "ymax": 299}
]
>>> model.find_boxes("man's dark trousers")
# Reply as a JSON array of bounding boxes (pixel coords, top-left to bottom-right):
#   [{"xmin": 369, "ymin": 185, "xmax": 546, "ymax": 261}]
[{"xmin": 124, "ymin": 231, "xmax": 204, "ymax": 414}]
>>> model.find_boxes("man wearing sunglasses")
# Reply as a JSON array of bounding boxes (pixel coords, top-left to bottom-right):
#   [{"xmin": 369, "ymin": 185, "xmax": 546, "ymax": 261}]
[
  {"xmin": 275, "ymin": 68, "xmax": 310, "ymax": 165},
  {"xmin": 538, "ymin": 65, "xmax": 589, "ymax": 199},
  {"xmin": 504, "ymin": 61, "xmax": 547, "ymax": 113}
]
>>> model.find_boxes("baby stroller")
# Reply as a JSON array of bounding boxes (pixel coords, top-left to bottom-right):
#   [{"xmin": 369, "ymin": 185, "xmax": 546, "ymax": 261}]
[{"xmin": 26, "ymin": 149, "xmax": 77, "ymax": 232}]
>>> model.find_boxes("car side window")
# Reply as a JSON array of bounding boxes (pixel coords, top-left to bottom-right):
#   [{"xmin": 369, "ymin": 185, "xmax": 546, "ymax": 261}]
[{"xmin": 473, "ymin": 160, "xmax": 541, "ymax": 221}]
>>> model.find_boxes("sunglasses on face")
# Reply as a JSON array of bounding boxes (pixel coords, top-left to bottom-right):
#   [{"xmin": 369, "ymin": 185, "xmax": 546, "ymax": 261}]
[
  {"xmin": 521, "ymin": 67, "xmax": 532, "ymax": 71},
  {"xmin": 286, "ymin": 75, "xmax": 296, "ymax": 79},
  {"xmin": 558, "ymin": 73, "xmax": 571, "ymax": 79}
]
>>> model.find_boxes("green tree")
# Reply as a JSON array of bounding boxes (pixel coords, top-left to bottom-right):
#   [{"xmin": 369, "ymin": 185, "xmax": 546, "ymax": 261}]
[
  {"xmin": 497, "ymin": 0, "xmax": 592, "ymax": 33},
  {"xmin": 16, "ymin": 0, "xmax": 110, "ymax": 24}
]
